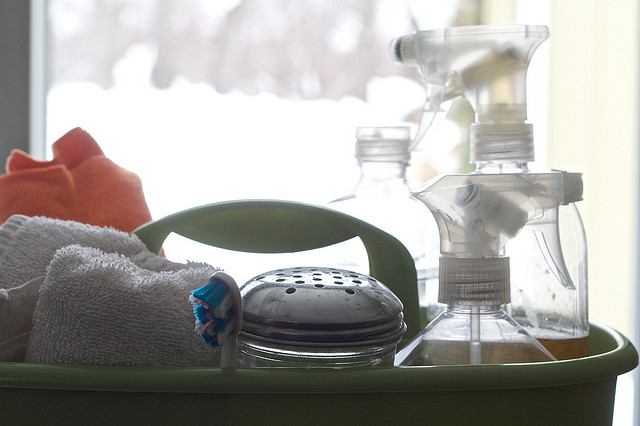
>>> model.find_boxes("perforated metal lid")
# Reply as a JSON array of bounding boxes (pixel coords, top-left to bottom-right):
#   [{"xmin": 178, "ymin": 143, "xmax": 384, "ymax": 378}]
[{"xmin": 239, "ymin": 267, "xmax": 406, "ymax": 347}]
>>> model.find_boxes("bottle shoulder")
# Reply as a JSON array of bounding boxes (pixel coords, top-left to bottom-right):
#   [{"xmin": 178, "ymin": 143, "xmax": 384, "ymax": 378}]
[{"xmin": 395, "ymin": 306, "xmax": 556, "ymax": 366}]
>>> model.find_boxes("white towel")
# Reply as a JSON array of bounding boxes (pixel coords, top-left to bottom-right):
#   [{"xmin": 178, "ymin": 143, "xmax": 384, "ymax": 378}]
[
  {"xmin": 0, "ymin": 276, "xmax": 43, "ymax": 361},
  {"xmin": 0, "ymin": 215, "xmax": 221, "ymax": 364},
  {"xmin": 0, "ymin": 215, "xmax": 157, "ymax": 361},
  {"xmin": 25, "ymin": 245, "xmax": 220, "ymax": 366}
]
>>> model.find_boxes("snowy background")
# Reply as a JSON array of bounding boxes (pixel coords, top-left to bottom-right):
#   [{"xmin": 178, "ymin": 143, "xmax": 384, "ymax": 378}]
[{"xmin": 46, "ymin": 0, "xmax": 471, "ymax": 268}]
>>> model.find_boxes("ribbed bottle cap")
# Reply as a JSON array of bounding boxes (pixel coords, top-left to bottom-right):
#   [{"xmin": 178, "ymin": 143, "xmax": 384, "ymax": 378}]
[
  {"xmin": 470, "ymin": 122, "xmax": 534, "ymax": 164},
  {"xmin": 355, "ymin": 127, "xmax": 411, "ymax": 162},
  {"xmin": 438, "ymin": 257, "xmax": 510, "ymax": 305}
]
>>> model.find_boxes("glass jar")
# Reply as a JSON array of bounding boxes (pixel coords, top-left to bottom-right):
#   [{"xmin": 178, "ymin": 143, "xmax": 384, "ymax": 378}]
[{"xmin": 237, "ymin": 266, "xmax": 406, "ymax": 368}]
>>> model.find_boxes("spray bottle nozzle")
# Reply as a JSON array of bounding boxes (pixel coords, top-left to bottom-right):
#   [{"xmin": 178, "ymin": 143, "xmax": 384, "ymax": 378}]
[
  {"xmin": 390, "ymin": 25, "xmax": 548, "ymax": 159},
  {"xmin": 413, "ymin": 170, "xmax": 582, "ymax": 292},
  {"xmin": 414, "ymin": 173, "xmax": 561, "ymax": 257}
]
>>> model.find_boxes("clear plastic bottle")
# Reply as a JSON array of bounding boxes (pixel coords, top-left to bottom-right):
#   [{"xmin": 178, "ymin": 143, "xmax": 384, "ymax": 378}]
[
  {"xmin": 395, "ymin": 257, "xmax": 556, "ymax": 366},
  {"xmin": 506, "ymin": 205, "xmax": 589, "ymax": 360},
  {"xmin": 326, "ymin": 126, "xmax": 439, "ymax": 325},
  {"xmin": 479, "ymin": 161, "xmax": 589, "ymax": 360}
]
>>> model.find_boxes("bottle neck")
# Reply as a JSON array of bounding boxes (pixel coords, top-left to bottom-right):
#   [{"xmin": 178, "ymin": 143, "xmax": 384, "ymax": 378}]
[
  {"xmin": 357, "ymin": 160, "xmax": 408, "ymax": 183},
  {"xmin": 474, "ymin": 161, "xmax": 530, "ymax": 174},
  {"xmin": 447, "ymin": 304, "xmax": 504, "ymax": 314}
]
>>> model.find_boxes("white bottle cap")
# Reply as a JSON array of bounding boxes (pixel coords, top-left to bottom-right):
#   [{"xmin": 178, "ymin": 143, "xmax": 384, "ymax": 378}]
[
  {"xmin": 470, "ymin": 122, "xmax": 534, "ymax": 164},
  {"xmin": 355, "ymin": 127, "xmax": 411, "ymax": 163}
]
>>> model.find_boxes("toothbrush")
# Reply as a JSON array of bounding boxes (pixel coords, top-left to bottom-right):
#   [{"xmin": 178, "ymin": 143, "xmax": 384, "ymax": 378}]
[{"xmin": 190, "ymin": 271, "xmax": 242, "ymax": 368}]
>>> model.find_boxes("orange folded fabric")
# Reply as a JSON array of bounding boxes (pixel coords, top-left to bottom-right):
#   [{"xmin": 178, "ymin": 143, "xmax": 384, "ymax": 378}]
[{"xmin": 0, "ymin": 127, "xmax": 153, "ymax": 233}]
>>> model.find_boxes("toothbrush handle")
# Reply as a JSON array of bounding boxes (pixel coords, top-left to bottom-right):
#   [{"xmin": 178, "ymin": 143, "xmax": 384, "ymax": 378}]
[{"xmin": 220, "ymin": 339, "xmax": 237, "ymax": 369}]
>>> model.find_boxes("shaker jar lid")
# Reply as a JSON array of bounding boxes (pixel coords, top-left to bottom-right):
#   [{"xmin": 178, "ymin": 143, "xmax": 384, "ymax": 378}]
[{"xmin": 239, "ymin": 267, "xmax": 406, "ymax": 347}]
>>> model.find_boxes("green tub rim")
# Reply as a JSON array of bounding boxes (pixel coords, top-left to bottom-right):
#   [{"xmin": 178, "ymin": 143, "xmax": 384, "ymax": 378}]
[{"xmin": 0, "ymin": 322, "xmax": 635, "ymax": 394}]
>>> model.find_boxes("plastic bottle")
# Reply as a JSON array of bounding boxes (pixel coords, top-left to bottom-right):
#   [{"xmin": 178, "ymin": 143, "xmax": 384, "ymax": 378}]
[
  {"xmin": 326, "ymin": 126, "xmax": 439, "ymax": 322},
  {"xmin": 490, "ymin": 165, "xmax": 588, "ymax": 360},
  {"xmin": 395, "ymin": 257, "xmax": 555, "ymax": 365},
  {"xmin": 389, "ymin": 24, "xmax": 588, "ymax": 359}
]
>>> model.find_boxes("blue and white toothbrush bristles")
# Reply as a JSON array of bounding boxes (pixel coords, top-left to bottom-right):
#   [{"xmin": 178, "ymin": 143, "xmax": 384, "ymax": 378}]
[{"xmin": 190, "ymin": 271, "xmax": 242, "ymax": 368}]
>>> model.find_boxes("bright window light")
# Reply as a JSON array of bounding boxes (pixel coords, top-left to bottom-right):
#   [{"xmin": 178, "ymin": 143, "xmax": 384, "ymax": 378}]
[{"xmin": 46, "ymin": 0, "xmax": 471, "ymax": 269}]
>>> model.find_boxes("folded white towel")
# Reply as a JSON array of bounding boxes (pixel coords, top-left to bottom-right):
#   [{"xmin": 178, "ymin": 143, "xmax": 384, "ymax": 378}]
[
  {"xmin": 0, "ymin": 215, "xmax": 221, "ymax": 364},
  {"xmin": 0, "ymin": 277, "xmax": 43, "ymax": 361},
  {"xmin": 0, "ymin": 215, "xmax": 152, "ymax": 289},
  {"xmin": 26, "ymin": 245, "xmax": 220, "ymax": 366},
  {"xmin": 0, "ymin": 215, "xmax": 160, "ymax": 361}
]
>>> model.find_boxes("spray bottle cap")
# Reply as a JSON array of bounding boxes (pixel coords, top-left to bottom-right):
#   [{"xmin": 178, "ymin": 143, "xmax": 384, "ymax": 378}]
[
  {"xmin": 390, "ymin": 25, "xmax": 548, "ymax": 162},
  {"xmin": 355, "ymin": 126, "xmax": 411, "ymax": 163},
  {"xmin": 438, "ymin": 257, "xmax": 510, "ymax": 305}
]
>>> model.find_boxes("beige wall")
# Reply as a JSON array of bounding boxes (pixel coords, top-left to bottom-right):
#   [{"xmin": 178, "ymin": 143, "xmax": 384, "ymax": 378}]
[{"xmin": 547, "ymin": 1, "xmax": 639, "ymax": 338}]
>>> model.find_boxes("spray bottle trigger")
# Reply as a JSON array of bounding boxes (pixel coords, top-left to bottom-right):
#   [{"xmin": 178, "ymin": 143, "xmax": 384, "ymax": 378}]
[
  {"xmin": 409, "ymin": 84, "xmax": 449, "ymax": 151},
  {"xmin": 410, "ymin": 104, "xmax": 446, "ymax": 151},
  {"xmin": 526, "ymin": 207, "xmax": 576, "ymax": 290}
]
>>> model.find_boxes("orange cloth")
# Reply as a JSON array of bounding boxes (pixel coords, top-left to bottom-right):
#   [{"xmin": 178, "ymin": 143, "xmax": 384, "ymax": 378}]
[{"xmin": 0, "ymin": 127, "xmax": 153, "ymax": 232}]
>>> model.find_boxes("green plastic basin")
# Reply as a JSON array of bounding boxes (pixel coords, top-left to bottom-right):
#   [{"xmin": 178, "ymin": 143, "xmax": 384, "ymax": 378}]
[
  {"xmin": 0, "ymin": 323, "xmax": 636, "ymax": 425},
  {"xmin": 0, "ymin": 200, "xmax": 635, "ymax": 425}
]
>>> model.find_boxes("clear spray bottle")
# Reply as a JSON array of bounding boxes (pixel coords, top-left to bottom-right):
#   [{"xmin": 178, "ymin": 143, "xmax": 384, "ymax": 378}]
[
  {"xmin": 390, "ymin": 24, "xmax": 588, "ymax": 360},
  {"xmin": 395, "ymin": 172, "xmax": 573, "ymax": 365}
]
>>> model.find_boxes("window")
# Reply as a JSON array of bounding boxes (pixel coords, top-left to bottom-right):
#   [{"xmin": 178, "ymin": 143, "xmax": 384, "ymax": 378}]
[{"xmin": 45, "ymin": 0, "xmax": 480, "ymax": 273}]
